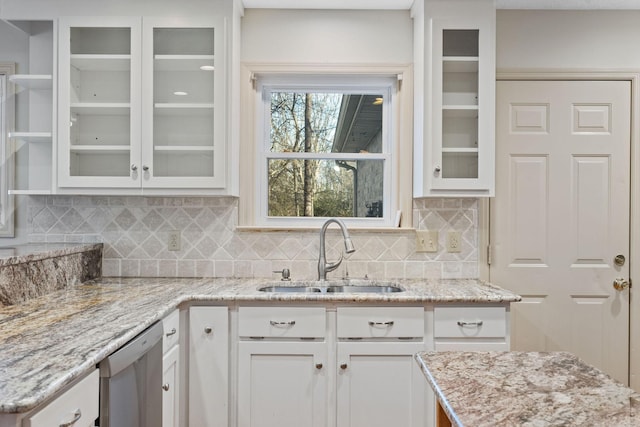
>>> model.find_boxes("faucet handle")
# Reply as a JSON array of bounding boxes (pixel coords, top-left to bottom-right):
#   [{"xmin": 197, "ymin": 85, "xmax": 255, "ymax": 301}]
[{"xmin": 273, "ymin": 268, "xmax": 291, "ymax": 281}]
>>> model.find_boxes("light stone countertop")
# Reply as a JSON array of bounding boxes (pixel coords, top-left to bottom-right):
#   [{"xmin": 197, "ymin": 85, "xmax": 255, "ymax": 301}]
[
  {"xmin": 415, "ymin": 351, "xmax": 640, "ymax": 426},
  {"xmin": 0, "ymin": 276, "xmax": 520, "ymax": 414},
  {"xmin": 0, "ymin": 243, "xmax": 102, "ymax": 267}
]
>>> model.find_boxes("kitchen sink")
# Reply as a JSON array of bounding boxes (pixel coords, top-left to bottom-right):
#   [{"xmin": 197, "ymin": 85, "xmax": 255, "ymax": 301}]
[{"xmin": 258, "ymin": 280, "xmax": 404, "ymax": 294}]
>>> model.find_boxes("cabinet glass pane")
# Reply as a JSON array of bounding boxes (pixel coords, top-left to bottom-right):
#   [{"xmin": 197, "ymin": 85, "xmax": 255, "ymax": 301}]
[
  {"xmin": 441, "ymin": 29, "xmax": 479, "ymax": 179},
  {"xmin": 152, "ymin": 27, "xmax": 215, "ymax": 179},
  {"xmin": 68, "ymin": 27, "xmax": 132, "ymax": 178}
]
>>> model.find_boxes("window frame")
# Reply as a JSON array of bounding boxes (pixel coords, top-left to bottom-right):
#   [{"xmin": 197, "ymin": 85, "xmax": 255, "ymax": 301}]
[
  {"xmin": 254, "ymin": 73, "xmax": 398, "ymax": 228},
  {"xmin": 0, "ymin": 63, "xmax": 15, "ymax": 237}
]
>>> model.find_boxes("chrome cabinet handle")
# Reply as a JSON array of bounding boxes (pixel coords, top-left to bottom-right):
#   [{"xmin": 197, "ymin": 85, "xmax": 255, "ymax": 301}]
[
  {"xmin": 165, "ymin": 327, "xmax": 177, "ymax": 337},
  {"xmin": 270, "ymin": 320, "xmax": 296, "ymax": 326},
  {"xmin": 162, "ymin": 383, "xmax": 170, "ymax": 391},
  {"xmin": 204, "ymin": 327, "xmax": 213, "ymax": 334},
  {"xmin": 457, "ymin": 320, "xmax": 483, "ymax": 327},
  {"xmin": 142, "ymin": 165, "xmax": 149, "ymax": 171},
  {"xmin": 434, "ymin": 165, "xmax": 441, "ymax": 174},
  {"xmin": 59, "ymin": 409, "xmax": 82, "ymax": 427},
  {"xmin": 368, "ymin": 320, "xmax": 394, "ymax": 327},
  {"xmin": 131, "ymin": 164, "xmax": 138, "ymax": 171}
]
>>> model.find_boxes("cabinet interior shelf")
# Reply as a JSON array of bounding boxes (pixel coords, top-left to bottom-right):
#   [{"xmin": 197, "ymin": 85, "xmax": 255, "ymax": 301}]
[
  {"xmin": 70, "ymin": 145, "xmax": 131, "ymax": 153},
  {"xmin": 442, "ymin": 147, "xmax": 479, "ymax": 154},
  {"xmin": 154, "ymin": 145, "xmax": 214, "ymax": 152},
  {"xmin": 154, "ymin": 55, "xmax": 215, "ymax": 71},
  {"xmin": 70, "ymin": 54, "xmax": 131, "ymax": 71},
  {"xmin": 71, "ymin": 103, "xmax": 131, "ymax": 115},
  {"xmin": 154, "ymin": 103, "xmax": 214, "ymax": 116},
  {"xmin": 443, "ymin": 57, "xmax": 479, "ymax": 73},
  {"xmin": 8, "ymin": 189, "xmax": 52, "ymax": 195},
  {"xmin": 442, "ymin": 107, "xmax": 478, "ymax": 118},
  {"xmin": 9, "ymin": 74, "xmax": 52, "ymax": 89},
  {"xmin": 8, "ymin": 132, "xmax": 52, "ymax": 142}
]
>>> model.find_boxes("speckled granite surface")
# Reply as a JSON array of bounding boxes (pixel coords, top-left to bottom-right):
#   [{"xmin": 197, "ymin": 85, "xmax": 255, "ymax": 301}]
[
  {"xmin": 0, "ymin": 243, "xmax": 102, "ymax": 306},
  {"xmin": 416, "ymin": 351, "xmax": 640, "ymax": 427},
  {"xmin": 0, "ymin": 276, "xmax": 519, "ymax": 414}
]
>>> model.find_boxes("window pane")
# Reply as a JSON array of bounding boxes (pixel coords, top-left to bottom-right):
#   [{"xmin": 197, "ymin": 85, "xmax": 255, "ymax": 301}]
[
  {"xmin": 269, "ymin": 92, "xmax": 383, "ymax": 154},
  {"xmin": 268, "ymin": 159, "xmax": 384, "ymax": 218}
]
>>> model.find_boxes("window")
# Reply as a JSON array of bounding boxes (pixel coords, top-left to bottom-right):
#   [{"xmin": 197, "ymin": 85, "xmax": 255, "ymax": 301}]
[
  {"xmin": 254, "ymin": 73, "xmax": 401, "ymax": 228},
  {"xmin": 0, "ymin": 64, "xmax": 15, "ymax": 237}
]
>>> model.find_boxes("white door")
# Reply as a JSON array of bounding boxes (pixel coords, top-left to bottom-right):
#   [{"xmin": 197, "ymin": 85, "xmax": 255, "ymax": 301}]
[{"xmin": 491, "ymin": 80, "xmax": 631, "ymax": 384}]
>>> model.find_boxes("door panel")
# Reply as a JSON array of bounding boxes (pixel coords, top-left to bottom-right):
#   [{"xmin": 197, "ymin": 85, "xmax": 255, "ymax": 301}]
[{"xmin": 491, "ymin": 80, "xmax": 631, "ymax": 384}]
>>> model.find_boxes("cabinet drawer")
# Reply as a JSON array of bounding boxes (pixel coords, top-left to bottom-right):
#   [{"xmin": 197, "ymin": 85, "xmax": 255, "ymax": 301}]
[
  {"xmin": 25, "ymin": 369, "xmax": 99, "ymax": 427},
  {"xmin": 239, "ymin": 307, "xmax": 326, "ymax": 338},
  {"xmin": 434, "ymin": 306, "xmax": 506, "ymax": 338},
  {"xmin": 163, "ymin": 309, "xmax": 180, "ymax": 353},
  {"xmin": 337, "ymin": 307, "xmax": 424, "ymax": 338}
]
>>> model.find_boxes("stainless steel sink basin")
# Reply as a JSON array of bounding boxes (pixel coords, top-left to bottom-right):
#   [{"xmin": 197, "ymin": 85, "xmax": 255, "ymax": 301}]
[
  {"xmin": 258, "ymin": 286, "xmax": 322, "ymax": 293},
  {"xmin": 324, "ymin": 285, "xmax": 403, "ymax": 293},
  {"xmin": 258, "ymin": 280, "xmax": 404, "ymax": 294}
]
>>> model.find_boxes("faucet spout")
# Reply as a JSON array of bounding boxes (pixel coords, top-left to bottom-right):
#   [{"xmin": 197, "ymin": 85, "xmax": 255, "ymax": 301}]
[{"xmin": 318, "ymin": 218, "xmax": 356, "ymax": 281}]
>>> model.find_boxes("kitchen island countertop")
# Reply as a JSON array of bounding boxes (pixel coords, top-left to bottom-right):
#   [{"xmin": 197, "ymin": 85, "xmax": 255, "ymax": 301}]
[{"xmin": 415, "ymin": 350, "xmax": 640, "ymax": 426}]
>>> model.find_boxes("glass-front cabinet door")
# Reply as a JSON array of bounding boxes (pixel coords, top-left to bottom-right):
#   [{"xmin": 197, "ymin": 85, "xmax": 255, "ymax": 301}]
[
  {"xmin": 58, "ymin": 17, "xmax": 142, "ymax": 188},
  {"xmin": 429, "ymin": 15, "xmax": 495, "ymax": 196},
  {"xmin": 141, "ymin": 17, "xmax": 226, "ymax": 189}
]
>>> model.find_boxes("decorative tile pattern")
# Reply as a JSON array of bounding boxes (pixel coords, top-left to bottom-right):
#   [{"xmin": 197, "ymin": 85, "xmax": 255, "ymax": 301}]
[{"xmin": 27, "ymin": 196, "xmax": 478, "ymax": 279}]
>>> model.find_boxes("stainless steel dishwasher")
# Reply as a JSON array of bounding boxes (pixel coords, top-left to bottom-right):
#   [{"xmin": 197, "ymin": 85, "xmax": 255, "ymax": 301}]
[{"xmin": 98, "ymin": 321, "xmax": 163, "ymax": 427}]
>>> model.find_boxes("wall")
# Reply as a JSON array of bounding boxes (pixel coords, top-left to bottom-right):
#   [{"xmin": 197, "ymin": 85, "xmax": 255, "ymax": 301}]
[
  {"xmin": 497, "ymin": 10, "xmax": 640, "ymax": 69},
  {"xmin": 5, "ymin": 7, "xmax": 478, "ymax": 280},
  {"xmin": 28, "ymin": 196, "xmax": 479, "ymax": 279}
]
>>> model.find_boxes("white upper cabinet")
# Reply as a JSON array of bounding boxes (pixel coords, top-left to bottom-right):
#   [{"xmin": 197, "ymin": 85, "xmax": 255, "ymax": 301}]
[
  {"xmin": 414, "ymin": 0, "xmax": 495, "ymax": 197},
  {"xmin": 57, "ymin": 16, "xmax": 227, "ymax": 192}
]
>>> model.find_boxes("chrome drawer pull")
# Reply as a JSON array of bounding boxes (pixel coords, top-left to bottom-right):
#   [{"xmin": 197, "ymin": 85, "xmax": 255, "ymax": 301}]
[
  {"xmin": 204, "ymin": 327, "xmax": 213, "ymax": 334},
  {"xmin": 162, "ymin": 383, "xmax": 170, "ymax": 391},
  {"xmin": 165, "ymin": 327, "xmax": 177, "ymax": 337},
  {"xmin": 59, "ymin": 409, "xmax": 82, "ymax": 427},
  {"xmin": 270, "ymin": 320, "xmax": 296, "ymax": 326},
  {"xmin": 457, "ymin": 320, "xmax": 483, "ymax": 327},
  {"xmin": 368, "ymin": 320, "xmax": 394, "ymax": 327}
]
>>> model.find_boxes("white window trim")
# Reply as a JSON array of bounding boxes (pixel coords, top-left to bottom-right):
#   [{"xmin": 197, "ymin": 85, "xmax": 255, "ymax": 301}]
[
  {"xmin": 239, "ymin": 63, "xmax": 414, "ymax": 230},
  {"xmin": 0, "ymin": 63, "xmax": 15, "ymax": 237}
]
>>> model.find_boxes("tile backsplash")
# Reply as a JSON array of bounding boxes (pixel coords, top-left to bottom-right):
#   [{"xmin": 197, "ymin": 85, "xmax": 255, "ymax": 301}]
[{"xmin": 27, "ymin": 196, "xmax": 478, "ymax": 279}]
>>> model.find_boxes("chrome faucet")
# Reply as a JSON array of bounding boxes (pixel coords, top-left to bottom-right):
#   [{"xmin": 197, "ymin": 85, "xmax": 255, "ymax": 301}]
[{"xmin": 318, "ymin": 218, "xmax": 356, "ymax": 281}]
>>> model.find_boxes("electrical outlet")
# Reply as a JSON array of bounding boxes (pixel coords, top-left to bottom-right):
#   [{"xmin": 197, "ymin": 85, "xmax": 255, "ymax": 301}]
[
  {"xmin": 168, "ymin": 230, "xmax": 181, "ymax": 251},
  {"xmin": 447, "ymin": 231, "xmax": 462, "ymax": 253},
  {"xmin": 416, "ymin": 230, "xmax": 438, "ymax": 253}
]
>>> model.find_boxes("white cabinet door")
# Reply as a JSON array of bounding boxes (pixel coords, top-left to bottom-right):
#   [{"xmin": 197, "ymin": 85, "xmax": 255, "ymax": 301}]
[
  {"xmin": 57, "ymin": 16, "xmax": 142, "ymax": 188},
  {"xmin": 162, "ymin": 344, "xmax": 180, "ymax": 427},
  {"xmin": 189, "ymin": 306, "xmax": 228, "ymax": 427},
  {"xmin": 414, "ymin": 0, "xmax": 495, "ymax": 197},
  {"xmin": 336, "ymin": 342, "xmax": 426, "ymax": 427},
  {"xmin": 237, "ymin": 341, "xmax": 328, "ymax": 427},
  {"xmin": 141, "ymin": 17, "xmax": 227, "ymax": 189}
]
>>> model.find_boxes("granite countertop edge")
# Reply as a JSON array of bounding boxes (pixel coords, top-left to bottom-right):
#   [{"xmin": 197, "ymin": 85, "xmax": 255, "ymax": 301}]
[
  {"xmin": 0, "ymin": 277, "xmax": 521, "ymax": 414},
  {"xmin": 0, "ymin": 243, "xmax": 103, "ymax": 267}
]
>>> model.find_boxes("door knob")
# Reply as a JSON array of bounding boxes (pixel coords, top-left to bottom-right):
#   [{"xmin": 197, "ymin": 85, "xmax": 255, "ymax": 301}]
[{"xmin": 613, "ymin": 277, "xmax": 629, "ymax": 291}]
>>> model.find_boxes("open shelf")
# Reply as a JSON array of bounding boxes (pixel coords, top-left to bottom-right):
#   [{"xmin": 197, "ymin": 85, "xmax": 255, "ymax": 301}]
[
  {"xmin": 442, "ymin": 147, "xmax": 479, "ymax": 154},
  {"xmin": 70, "ymin": 145, "xmax": 131, "ymax": 154},
  {"xmin": 9, "ymin": 74, "xmax": 52, "ymax": 89},
  {"xmin": 154, "ymin": 145, "xmax": 214, "ymax": 152},
  {"xmin": 443, "ymin": 58, "xmax": 479, "ymax": 73},
  {"xmin": 8, "ymin": 132, "xmax": 52, "ymax": 143}
]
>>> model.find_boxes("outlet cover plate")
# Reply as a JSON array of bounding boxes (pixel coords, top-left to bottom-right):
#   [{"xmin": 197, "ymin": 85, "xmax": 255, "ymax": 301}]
[
  {"xmin": 447, "ymin": 231, "xmax": 462, "ymax": 253},
  {"xmin": 168, "ymin": 230, "xmax": 181, "ymax": 251}
]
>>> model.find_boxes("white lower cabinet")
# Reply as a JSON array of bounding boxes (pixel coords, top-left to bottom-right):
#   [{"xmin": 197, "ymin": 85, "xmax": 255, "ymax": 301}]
[
  {"xmin": 189, "ymin": 306, "xmax": 229, "ymax": 427},
  {"xmin": 162, "ymin": 345, "xmax": 180, "ymax": 427},
  {"xmin": 336, "ymin": 342, "xmax": 426, "ymax": 427},
  {"xmin": 23, "ymin": 369, "xmax": 99, "ymax": 427},
  {"xmin": 238, "ymin": 341, "xmax": 328, "ymax": 427}
]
